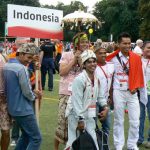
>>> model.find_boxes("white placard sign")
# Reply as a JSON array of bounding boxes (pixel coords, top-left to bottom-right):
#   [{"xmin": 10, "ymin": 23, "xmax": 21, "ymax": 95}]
[{"xmin": 7, "ymin": 4, "xmax": 63, "ymax": 39}]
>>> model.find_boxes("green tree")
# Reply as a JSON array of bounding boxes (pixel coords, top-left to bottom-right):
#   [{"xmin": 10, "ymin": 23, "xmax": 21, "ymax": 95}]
[
  {"xmin": 42, "ymin": 1, "xmax": 86, "ymax": 41},
  {"xmin": 0, "ymin": 0, "xmax": 40, "ymax": 38},
  {"xmin": 93, "ymin": 0, "xmax": 140, "ymax": 41},
  {"xmin": 42, "ymin": 1, "xmax": 86, "ymax": 17},
  {"xmin": 13, "ymin": 0, "xmax": 40, "ymax": 6},
  {"xmin": 138, "ymin": 0, "xmax": 150, "ymax": 40}
]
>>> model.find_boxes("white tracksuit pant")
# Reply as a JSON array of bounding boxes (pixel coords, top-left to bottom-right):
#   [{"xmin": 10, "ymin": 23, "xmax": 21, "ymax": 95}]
[
  {"xmin": 66, "ymin": 113, "xmax": 99, "ymax": 150},
  {"xmin": 113, "ymin": 89, "xmax": 140, "ymax": 150}
]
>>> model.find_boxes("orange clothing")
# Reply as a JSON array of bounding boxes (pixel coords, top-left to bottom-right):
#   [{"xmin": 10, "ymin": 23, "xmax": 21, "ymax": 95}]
[
  {"xmin": 56, "ymin": 43, "xmax": 63, "ymax": 54},
  {"xmin": 106, "ymin": 49, "xmax": 144, "ymax": 91},
  {"xmin": 8, "ymin": 52, "xmax": 16, "ymax": 59}
]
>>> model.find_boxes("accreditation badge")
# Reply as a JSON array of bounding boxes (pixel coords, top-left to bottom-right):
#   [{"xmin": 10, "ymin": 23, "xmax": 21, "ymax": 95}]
[
  {"xmin": 88, "ymin": 101, "xmax": 96, "ymax": 118},
  {"xmin": 119, "ymin": 80, "xmax": 128, "ymax": 87}
]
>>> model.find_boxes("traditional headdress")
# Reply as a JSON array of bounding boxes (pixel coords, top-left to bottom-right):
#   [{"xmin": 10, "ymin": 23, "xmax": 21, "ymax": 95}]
[
  {"xmin": 73, "ymin": 32, "xmax": 88, "ymax": 49},
  {"xmin": 81, "ymin": 49, "xmax": 96, "ymax": 64}
]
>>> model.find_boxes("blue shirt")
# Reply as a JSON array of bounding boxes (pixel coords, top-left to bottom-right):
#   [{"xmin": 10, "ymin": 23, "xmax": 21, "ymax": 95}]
[{"xmin": 4, "ymin": 58, "xmax": 35, "ymax": 116}]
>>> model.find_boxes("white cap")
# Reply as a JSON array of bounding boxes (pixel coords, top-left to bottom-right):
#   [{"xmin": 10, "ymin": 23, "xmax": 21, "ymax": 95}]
[{"xmin": 81, "ymin": 50, "xmax": 96, "ymax": 64}]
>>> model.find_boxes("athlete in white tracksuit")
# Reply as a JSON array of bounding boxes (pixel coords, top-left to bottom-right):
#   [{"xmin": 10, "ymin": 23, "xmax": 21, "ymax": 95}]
[
  {"xmin": 111, "ymin": 52, "xmax": 140, "ymax": 150},
  {"xmin": 95, "ymin": 62, "xmax": 114, "ymax": 134},
  {"xmin": 95, "ymin": 46, "xmax": 114, "ymax": 134},
  {"xmin": 109, "ymin": 34, "xmax": 141, "ymax": 150},
  {"xmin": 65, "ymin": 50, "xmax": 108, "ymax": 150},
  {"xmin": 95, "ymin": 62, "xmax": 114, "ymax": 100}
]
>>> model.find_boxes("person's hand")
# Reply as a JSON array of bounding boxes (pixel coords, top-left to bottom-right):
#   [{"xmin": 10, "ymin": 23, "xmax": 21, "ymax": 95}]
[
  {"xmin": 77, "ymin": 56, "xmax": 82, "ymax": 67},
  {"xmin": 107, "ymin": 97, "xmax": 113, "ymax": 105},
  {"xmin": 33, "ymin": 55, "xmax": 40, "ymax": 62},
  {"xmin": 98, "ymin": 107, "xmax": 109, "ymax": 121},
  {"xmin": 34, "ymin": 90, "xmax": 42, "ymax": 99},
  {"xmin": 77, "ymin": 121, "xmax": 85, "ymax": 131},
  {"xmin": 74, "ymin": 50, "xmax": 82, "ymax": 64},
  {"xmin": 107, "ymin": 98, "xmax": 114, "ymax": 110},
  {"xmin": 130, "ymin": 89, "xmax": 137, "ymax": 95},
  {"xmin": 34, "ymin": 62, "xmax": 40, "ymax": 70}
]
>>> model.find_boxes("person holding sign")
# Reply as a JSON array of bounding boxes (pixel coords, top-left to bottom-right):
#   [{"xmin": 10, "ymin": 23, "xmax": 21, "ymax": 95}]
[{"xmin": 4, "ymin": 43, "xmax": 42, "ymax": 150}]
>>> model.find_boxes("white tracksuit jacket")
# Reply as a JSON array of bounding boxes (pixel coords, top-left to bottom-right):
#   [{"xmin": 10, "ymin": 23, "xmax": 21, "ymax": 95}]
[{"xmin": 65, "ymin": 70, "xmax": 107, "ymax": 150}]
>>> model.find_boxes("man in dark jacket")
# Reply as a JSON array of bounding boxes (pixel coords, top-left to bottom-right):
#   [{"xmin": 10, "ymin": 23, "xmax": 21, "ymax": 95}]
[{"xmin": 40, "ymin": 39, "xmax": 56, "ymax": 91}]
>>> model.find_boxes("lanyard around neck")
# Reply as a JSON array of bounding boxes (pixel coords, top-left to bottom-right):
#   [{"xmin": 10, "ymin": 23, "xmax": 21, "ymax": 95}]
[
  {"xmin": 97, "ymin": 64, "xmax": 108, "ymax": 83},
  {"xmin": 84, "ymin": 70, "xmax": 95, "ymax": 98},
  {"xmin": 116, "ymin": 54, "xmax": 129, "ymax": 75}
]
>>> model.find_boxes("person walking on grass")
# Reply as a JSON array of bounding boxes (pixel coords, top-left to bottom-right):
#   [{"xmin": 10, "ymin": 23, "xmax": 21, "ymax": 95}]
[{"xmin": 40, "ymin": 39, "xmax": 56, "ymax": 91}]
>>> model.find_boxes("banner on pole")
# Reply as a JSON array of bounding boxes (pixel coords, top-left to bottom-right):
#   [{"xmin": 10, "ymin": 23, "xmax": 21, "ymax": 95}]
[{"xmin": 7, "ymin": 4, "xmax": 63, "ymax": 39}]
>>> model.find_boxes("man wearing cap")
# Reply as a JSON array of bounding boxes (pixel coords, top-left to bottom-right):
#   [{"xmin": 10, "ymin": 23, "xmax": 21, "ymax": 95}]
[
  {"xmin": 54, "ymin": 33, "xmax": 89, "ymax": 150},
  {"xmin": 65, "ymin": 50, "xmax": 108, "ymax": 150},
  {"xmin": 4, "ymin": 43, "xmax": 42, "ymax": 150},
  {"xmin": 133, "ymin": 39, "xmax": 143, "ymax": 56}
]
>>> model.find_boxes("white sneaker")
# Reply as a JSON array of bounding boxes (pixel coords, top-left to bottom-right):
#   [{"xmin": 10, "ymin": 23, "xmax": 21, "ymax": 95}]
[{"xmin": 10, "ymin": 140, "xmax": 16, "ymax": 146}]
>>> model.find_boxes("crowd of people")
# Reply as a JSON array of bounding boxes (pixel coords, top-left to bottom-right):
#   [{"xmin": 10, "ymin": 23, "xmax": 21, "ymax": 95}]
[{"xmin": 0, "ymin": 32, "xmax": 149, "ymax": 150}]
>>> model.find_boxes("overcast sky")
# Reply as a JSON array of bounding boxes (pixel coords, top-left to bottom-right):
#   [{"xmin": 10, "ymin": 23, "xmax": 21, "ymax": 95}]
[{"xmin": 39, "ymin": 0, "xmax": 101, "ymax": 11}]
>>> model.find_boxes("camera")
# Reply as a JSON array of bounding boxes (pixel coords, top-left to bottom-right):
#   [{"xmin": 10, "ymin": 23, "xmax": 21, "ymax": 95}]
[{"xmin": 123, "ymin": 66, "xmax": 129, "ymax": 75}]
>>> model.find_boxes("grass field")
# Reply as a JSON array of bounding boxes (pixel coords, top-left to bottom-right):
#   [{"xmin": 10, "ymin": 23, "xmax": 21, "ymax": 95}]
[{"xmin": 9, "ymin": 74, "xmax": 149, "ymax": 150}]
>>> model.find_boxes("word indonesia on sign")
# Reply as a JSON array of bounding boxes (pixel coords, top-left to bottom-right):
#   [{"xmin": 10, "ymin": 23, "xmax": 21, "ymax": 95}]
[{"xmin": 7, "ymin": 4, "xmax": 63, "ymax": 39}]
